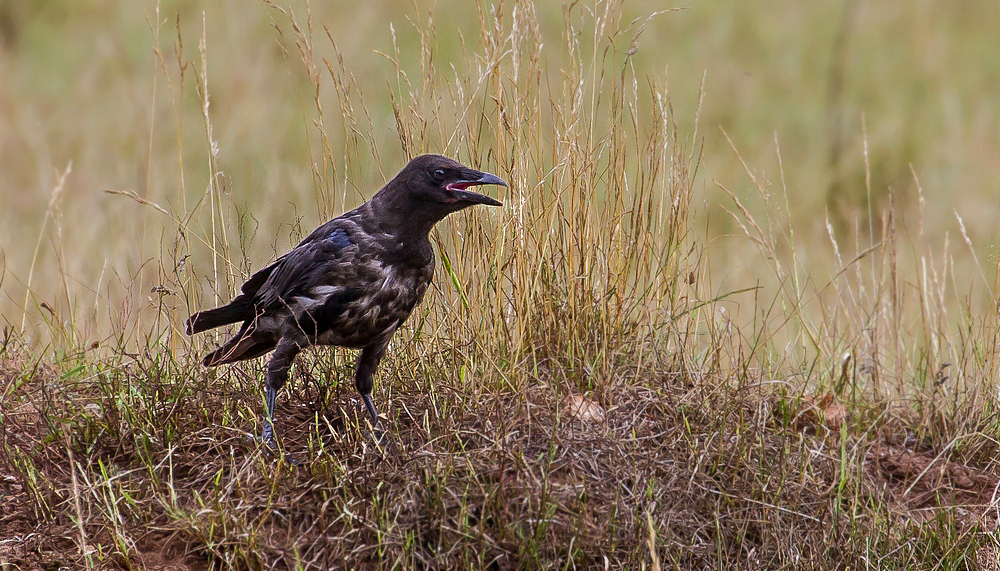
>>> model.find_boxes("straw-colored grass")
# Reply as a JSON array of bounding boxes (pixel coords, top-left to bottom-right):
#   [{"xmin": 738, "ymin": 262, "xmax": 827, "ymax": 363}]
[{"xmin": 2, "ymin": 0, "xmax": 1000, "ymax": 568}]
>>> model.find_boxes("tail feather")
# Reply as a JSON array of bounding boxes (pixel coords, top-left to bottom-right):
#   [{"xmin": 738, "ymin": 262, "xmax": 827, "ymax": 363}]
[
  {"xmin": 188, "ymin": 259, "xmax": 282, "ymax": 335},
  {"xmin": 202, "ymin": 326, "xmax": 276, "ymax": 366},
  {"xmin": 186, "ymin": 296, "xmax": 253, "ymax": 335}
]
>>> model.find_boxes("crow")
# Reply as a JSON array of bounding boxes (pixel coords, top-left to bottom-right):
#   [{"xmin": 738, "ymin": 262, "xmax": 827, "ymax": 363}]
[{"xmin": 185, "ymin": 154, "xmax": 506, "ymax": 447}]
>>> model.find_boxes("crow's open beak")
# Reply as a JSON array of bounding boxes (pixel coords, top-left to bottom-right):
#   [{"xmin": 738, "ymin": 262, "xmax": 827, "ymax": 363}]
[{"xmin": 446, "ymin": 171, "xmax": 507, "ymax": 206}]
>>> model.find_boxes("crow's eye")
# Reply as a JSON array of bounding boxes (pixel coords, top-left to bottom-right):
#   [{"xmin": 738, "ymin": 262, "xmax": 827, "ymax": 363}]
[{"xmin": 433, "ymin": 168, "xmax": 446, "ymax": 179}]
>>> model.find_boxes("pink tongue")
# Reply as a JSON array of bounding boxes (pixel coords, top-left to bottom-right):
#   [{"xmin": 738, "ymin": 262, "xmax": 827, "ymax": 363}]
[{"xmin": 446, "ymin": 182, "xmax": 472, "ymax": 191}]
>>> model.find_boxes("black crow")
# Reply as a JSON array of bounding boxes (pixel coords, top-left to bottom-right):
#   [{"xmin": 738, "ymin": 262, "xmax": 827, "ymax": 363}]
[{"xmin": 186, "ymin": 154, "xmax": 506, "ymax": 447}]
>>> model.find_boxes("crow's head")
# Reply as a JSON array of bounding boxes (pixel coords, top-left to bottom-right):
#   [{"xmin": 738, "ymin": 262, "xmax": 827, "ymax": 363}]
[
  {"xmin": 397, "ymin": 154, "xmax": 506, "ymax": 211},
  {"xmin": 371, "ymin": 155, "xmax": 506, "ymax": 239}
]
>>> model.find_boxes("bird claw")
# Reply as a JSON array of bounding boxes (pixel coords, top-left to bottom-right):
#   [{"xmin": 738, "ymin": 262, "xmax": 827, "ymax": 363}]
[
  {"xmin": 260, "ymin": 424, "xmax": 278, "ymax": 449},
  {"xmin": 365, "ymin": 424, "xmax": 390, "ymax": 452},
  {"xmin": 366, "ymin": 428, "xmax": 385, "ymax": 445},
  {"xmin": 245, "ymin": 429, "xmax": 300, "ymax": 466}
]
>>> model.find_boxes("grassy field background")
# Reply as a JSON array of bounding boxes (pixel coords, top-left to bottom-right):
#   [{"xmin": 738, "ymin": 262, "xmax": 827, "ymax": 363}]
[{"xmin": 2, "ymin": 0, "xmax": 1000, "ymax": 568}]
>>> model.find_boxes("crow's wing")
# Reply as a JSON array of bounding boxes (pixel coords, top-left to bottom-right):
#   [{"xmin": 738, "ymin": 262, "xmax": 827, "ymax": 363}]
[
  {"xmin": 235, "ymin": 216, "xmax": 356, "ymax": 301},
  {"xmin": 252, "ymin": 224, "xmax": 364, "ymax": 314},
  {"xmin": 238, "ymin": 256, "xmax": 286, "ymax": 297}
]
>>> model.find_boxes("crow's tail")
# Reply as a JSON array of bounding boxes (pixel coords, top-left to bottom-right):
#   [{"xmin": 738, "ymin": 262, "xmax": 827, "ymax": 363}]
[
  {"xmin": 186, "ymin": 296, "xmax": 253, "ymax": 335},
  {"xmin": 202, "ymin": 329, "xmax": 276, "ymax": 367}
]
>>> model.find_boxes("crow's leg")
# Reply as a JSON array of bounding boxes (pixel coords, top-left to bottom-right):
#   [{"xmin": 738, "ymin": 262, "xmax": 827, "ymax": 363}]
[
  {"xmin": 261, "ymin": 338, "xmax": 300, "ymax": 449},
  {"xmin": 355, "ymin": 342, "xmax": 388, "ymax": 442}
]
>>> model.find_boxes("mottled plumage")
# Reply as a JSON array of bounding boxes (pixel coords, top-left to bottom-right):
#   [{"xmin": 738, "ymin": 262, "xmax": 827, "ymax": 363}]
[{"xmin": 186, "ymin": 155, "xmax": 506, "ymax": 447}]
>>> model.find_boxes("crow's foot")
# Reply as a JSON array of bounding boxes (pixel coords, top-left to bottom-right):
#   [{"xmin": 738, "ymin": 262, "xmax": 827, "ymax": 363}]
[
  {"xmin": 246, "ymin": 427, "xmax": 300, "ymax": 466},
  {"xmin": 366, "ymin": 426, "xmax": 387, "ymax": 446}
]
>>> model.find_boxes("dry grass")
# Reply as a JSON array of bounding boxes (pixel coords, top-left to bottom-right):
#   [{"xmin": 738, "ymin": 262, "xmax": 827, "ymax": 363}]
[{"xmin": 3, "ymin": 0, "xmax": 1000, "ymax": 569}]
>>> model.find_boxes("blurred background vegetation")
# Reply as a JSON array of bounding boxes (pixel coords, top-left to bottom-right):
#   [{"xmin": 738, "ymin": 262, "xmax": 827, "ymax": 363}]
[{"xmin": 1, "ymin": 0, "xmax": 998, "ymax": 346}]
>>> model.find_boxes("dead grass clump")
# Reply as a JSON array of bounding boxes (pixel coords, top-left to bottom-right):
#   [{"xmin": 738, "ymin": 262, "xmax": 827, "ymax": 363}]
[{"xmin": 3, "ymin": 350, "xmax": 996, "ymax": 569}]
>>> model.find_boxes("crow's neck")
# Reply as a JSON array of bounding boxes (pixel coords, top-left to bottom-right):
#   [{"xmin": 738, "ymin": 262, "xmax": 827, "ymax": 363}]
[{"xmin": 367, "ymin": 188, "xmax": 443, "ymax": 264}]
